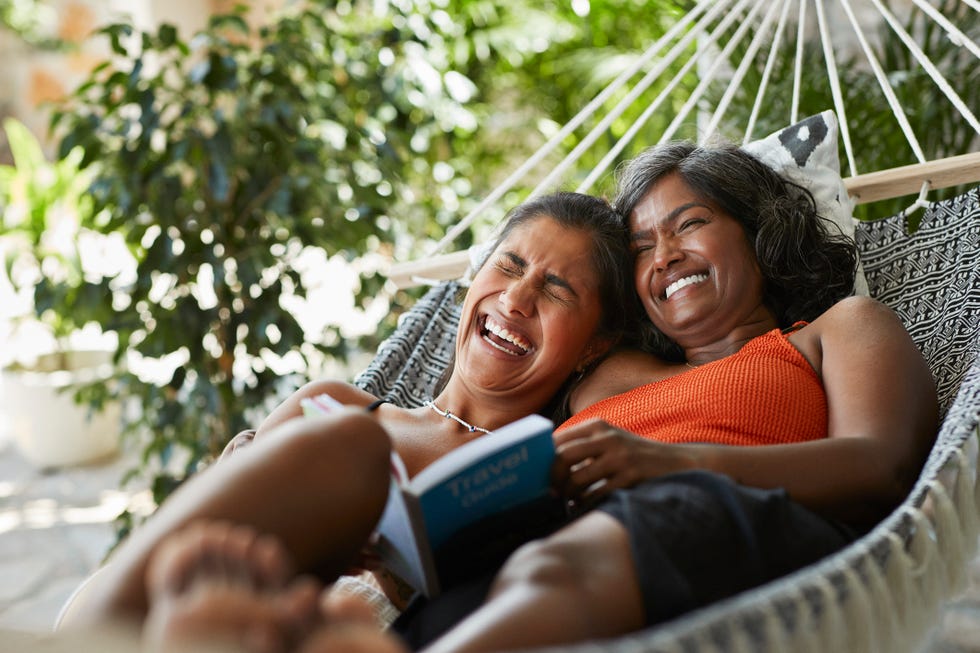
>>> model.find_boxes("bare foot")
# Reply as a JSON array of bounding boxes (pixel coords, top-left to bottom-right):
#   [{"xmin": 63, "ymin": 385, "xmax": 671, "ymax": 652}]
[{"xmin": 143, "ymin": 521, "xmax": 324, "ymax": 653}]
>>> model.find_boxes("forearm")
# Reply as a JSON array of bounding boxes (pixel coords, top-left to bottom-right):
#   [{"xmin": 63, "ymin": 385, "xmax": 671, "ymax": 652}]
[{"xmin": 671, "ymin": 436, "xmax": 918, "ymax": 527}]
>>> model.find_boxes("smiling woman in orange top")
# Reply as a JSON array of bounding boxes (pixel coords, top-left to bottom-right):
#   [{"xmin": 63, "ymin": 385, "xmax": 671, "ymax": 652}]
[{"xmin": 548, "ymin": 144, "xmax": 936, "ymax": 529}]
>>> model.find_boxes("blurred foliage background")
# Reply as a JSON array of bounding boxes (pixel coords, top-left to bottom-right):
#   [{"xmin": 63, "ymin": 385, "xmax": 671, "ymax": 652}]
[{"xmin": 1, "ymin": 0, "xmax": 976, "ymax": 532}]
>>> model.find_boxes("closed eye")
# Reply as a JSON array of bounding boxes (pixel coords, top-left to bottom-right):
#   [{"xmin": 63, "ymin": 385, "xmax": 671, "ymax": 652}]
[
  {"xmin": 495, "ymin": 251, "xmax": 576, "ymax": 305},
  {"xmin": 495, "ymin": 260, "xmax": 522, "ymax": 276},
  {"xmin": 495, "ymin": 252, "xmax": 525, "ymax": 277},
  {"xmin": 680, "ymin": 217, "xmax": 707, "ymax": 230},
  {"xmin": 544, "ymin": 282, "xmax": 574, "ymax": 306}
]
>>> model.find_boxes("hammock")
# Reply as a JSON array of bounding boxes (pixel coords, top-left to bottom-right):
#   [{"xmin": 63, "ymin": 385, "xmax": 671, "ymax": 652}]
[
  {"xmin": 356, "ymin": 2, "xmax": 980, "ymax": 650},
  {"xmin": 357, "ymin": 183, "xmax": 980, "ymax": 653}
]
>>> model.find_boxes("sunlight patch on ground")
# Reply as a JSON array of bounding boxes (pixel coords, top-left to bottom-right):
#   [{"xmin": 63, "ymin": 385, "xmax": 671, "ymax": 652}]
[{"xmin": 0, "ymin": 488, "xmax": 150, "ymax": 535}]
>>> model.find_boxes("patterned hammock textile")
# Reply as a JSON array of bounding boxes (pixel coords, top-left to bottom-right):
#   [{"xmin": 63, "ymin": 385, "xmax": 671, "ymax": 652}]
[{"xmin": 356, "ymin": 186, "xmax": 980, "ymax": 653}]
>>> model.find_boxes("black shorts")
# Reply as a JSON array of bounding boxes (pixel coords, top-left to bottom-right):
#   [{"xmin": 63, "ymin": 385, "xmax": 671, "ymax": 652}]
[{"xmin": 597, "ymin": 470, "xmax": 859, "ymax": 626}]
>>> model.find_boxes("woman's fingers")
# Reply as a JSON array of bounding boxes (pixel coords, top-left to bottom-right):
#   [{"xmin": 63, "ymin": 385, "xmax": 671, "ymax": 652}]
[{"xmin": 556, "ymin": 432, "xmax": 627, "ymax": 497}]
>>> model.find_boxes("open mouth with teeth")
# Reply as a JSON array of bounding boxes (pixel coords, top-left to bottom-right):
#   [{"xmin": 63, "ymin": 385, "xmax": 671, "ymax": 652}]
[
  {"xmin": 664, "ymin": 273, "xmax": 709, "ymax": 300},
  {"xmin": 481, "ymin": 315, "xmax": 533, "ymax": 356}
]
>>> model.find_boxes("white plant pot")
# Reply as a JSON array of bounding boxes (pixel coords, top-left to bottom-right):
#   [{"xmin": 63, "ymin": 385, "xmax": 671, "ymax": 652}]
[{"xmin": 1, "ymin": 350, "xmax": 121, "ymax": 468}]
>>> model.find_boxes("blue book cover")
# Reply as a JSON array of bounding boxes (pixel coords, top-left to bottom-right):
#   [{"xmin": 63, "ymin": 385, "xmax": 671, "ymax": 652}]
[
  {"xmin": 376, "ymin": 413, "xmax": 556, "ymax": 597},
  {"xmin": 413, "ymin": 414, "xmax": 555, "ymax": 549}
]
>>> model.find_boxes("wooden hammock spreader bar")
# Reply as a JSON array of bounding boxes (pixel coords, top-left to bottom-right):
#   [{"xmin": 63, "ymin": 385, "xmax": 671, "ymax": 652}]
[
  {"xmin": 387, "ymin": 250, "xmax": 472, "ymax": 291},
  {"xmin": 843, "ymin": 152, "xmax": 980, "ymax": 205},
  {"xmin": 387, "ymin": 153, "xmax": 980, "ymax": 289}
]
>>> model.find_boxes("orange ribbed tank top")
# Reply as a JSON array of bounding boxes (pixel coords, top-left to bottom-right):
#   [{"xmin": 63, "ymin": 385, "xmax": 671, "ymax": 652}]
[{"xmin": 558, "ymin": 327, "xmax": 827, "ymax": 446}]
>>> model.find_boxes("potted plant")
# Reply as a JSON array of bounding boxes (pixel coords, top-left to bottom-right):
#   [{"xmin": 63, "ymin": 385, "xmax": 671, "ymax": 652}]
[{"xmin": 0, "ymin": 117, "xmax": 122, "ymax": 467}]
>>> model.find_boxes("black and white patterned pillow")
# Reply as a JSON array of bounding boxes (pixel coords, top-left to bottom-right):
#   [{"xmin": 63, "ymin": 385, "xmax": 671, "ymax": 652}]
[{"xmin": 744, "ymin": 110, "xmax": 869, "ymax": 296}]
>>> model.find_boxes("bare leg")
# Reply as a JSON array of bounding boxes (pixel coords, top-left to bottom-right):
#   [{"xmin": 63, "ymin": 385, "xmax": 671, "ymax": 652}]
[
  {"xmin": 143, "ymin": 521, "xmax": 324, "ymax": 652},
  {"xmin": 62, "ymin": 411, "xmax": 392, "ymax": 629},
  {"xmin": 423, "ymin": 512, "xmax": 645, "ymax": 653}
]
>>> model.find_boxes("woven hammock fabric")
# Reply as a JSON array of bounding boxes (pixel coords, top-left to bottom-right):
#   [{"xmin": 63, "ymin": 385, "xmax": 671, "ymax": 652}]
[
  {"xmin": 355, "ymin": 281, "xmax": 461, "ymax": 407},
  {"xmin": 856, "ymin": 187, "xmax": 980, "ymax": 414}
]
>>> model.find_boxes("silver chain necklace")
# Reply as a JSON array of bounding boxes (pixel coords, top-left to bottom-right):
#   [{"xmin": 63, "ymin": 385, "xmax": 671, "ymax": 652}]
[{"xmin": 424, "ymin": 400, "xmax": 491, "ymax": 434}]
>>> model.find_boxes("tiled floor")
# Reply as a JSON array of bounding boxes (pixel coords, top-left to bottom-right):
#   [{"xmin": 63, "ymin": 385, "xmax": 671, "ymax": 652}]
[{"xmin": 0, "ymin": 431, "xmax": 144, "ymax": 633}]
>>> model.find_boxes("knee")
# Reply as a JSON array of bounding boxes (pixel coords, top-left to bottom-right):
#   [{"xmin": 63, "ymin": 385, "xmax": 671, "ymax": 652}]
[
  {"xmin": 493, "ymin": 513, "xmax": 641, "ymax": 608},
  {"xmin": 323, "ymin": 411, "xmax": 393, "ymax": 468},
  {"xmin": 279, "ymin": 409, "xmax": 389, "ymax": 455},
  {"xmin": 492, "ymin": 535, "xmax": 584, "ymax": 597},
  {"xmin": 490, "ymin": 515, "xmax": 646, "ymax": 635},
  {"xmin": 292, "ymin": 379, "xmax": 345, "ymax": 404},
  {"xmin": 262, "ymin": 411, "xmax": 392, "ymax": 499}
]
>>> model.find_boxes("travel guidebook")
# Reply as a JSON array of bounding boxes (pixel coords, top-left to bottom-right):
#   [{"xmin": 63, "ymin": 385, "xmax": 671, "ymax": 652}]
[{"xmin": 300, "ymin": 394, "xmax": 560, "ymax": 597}]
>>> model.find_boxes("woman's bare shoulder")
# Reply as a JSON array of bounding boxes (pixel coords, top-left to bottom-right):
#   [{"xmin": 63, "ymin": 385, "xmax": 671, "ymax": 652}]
[
  {"xmin": 816, "ymin": 294, "xmax": 896, "ymax": 325},
  {"xmin": 799, "ymin": 295, "xmax": 908, "ymax": 348},
  {"xmin": 791, "ymin": 295, "xmax": 932, "ymax": 395},
  {"xmin": 570, "ymin": 348, "xmax": 673, "ymax": 414}
]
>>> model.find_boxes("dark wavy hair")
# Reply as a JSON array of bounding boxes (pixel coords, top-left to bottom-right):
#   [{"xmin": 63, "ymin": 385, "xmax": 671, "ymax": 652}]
[
  {"xmin": 614, "ymin": 141, "xmax": 858, "ymax": 360},
  {"xmin": 435, "ymin": 191, "xmax": 636, "ymax": 422}
]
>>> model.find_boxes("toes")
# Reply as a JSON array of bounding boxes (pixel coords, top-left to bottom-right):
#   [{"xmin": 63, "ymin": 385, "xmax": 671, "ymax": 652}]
[
  {"xmin": 145, "ymin": 587, "xmax": 290, "ymax": 653},
  {"xmin": 274, "ymin": 576, "xmax": 326, "ymax": 643},
  {"xmin": 250, "ymin": 531, "xmax": 295, "ymax": 589},
  {"xmin": 147, "ymin": 521, "xmax": 297, "ymax": 603}
]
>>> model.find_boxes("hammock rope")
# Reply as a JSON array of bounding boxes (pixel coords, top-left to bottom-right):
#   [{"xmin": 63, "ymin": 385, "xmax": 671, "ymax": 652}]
[
  {"xmin": 541, "ymin": 0, "xmax": 740, "ymax": 198},
  {"xmin": 701, "ymin": 1, "xmax": 785, "ymax": 142},
  {"xmin": 663, "ymin": 0, "xmax": 765, "ymax": 143},
  {"xmin": 575, "ymin": 0, "xmax": 747, "ymax": 193},
  {"xmin": 841, "ymin": 0, "xmax": 927, "ymax": 164},
  {"xmin": 389, "ymin": 0, "xmax": 980, "ymax": 289},
  {"xmin": 912, "ymin": 0, "xmax": 980, "ymax": 58},
  {"xmin": 814, "ymin": 0, "xmax": 858, "ymax": 174},
  {"xmin": 792, "ymin": 0, "xmax": 808, "ymax": 124},
  {"xmin": 742, "ymin": 0, "xmax": 794, "ymax": 144},
  {"xmin": 874, "ymin": 0, "xmax": 980, "ymax": 135},
  {"xmin": 426, "ymin": 0, "xmax": 716, "ymax": 259}
]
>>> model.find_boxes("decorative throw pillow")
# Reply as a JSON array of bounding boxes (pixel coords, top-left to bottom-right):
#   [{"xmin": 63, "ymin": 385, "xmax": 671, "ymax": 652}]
[{"xmin": 743, "ymin": 110, "xmax": 869, "ymax": 296}]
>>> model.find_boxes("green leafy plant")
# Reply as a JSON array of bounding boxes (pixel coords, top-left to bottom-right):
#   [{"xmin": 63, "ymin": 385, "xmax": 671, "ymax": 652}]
[
  {"xmin": 0, "ymin": 0, "xmax": 65, "ymax": 50},
  {"xmin": 0, "ymin": 117, "xmax": 96, "ymax": 361}
]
